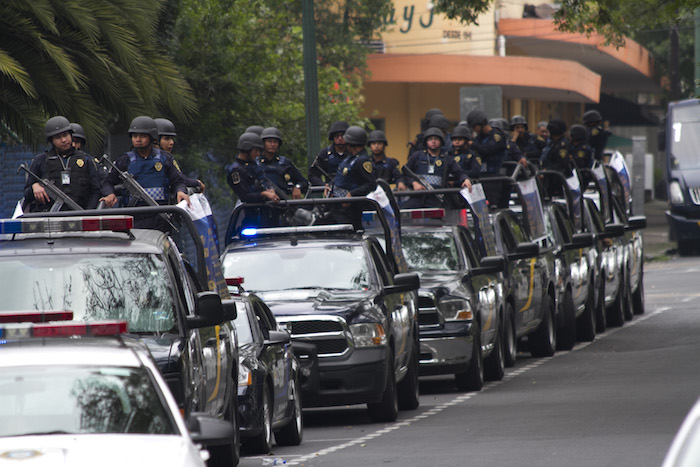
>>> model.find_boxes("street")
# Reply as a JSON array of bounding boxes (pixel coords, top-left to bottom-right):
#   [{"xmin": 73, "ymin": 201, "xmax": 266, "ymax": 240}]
[{"xmin": 241, "ymin": 257, "xmax": 700, "ymax": 467}]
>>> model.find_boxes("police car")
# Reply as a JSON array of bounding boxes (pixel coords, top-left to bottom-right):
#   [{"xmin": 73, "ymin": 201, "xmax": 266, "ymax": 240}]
[
  {"xmin": 0, "ymin": 313, "xmax": 234, "ymax": 466},
  {"xmin": 0, "ymin": 208, "xmax": 241, "ymax": 466}
]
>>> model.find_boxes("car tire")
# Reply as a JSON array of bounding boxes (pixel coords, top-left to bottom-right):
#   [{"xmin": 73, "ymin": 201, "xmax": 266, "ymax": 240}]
[
  {"xmin": 275, "ymin": 376, "xmax": 303, "ymax": 446},
  {"xmin": 455, "ymin": 320, "xmax": 483, "ymax": 391},
  {"xmin": 678, "ymin": 240, "xmax": 696, "ymax": 256},
  {"xmin": 607, "ymin": 275, "xmax": 625, "ymax": 327},
  {"xmin": 529, "ymin": 294, "xmax": 556, "ymax": 358},
  {"xmin": 556, "ymin": 289, "xmax": 576, "ymax": 351},
  {"xmin": 484, "ymin": 316, "xmax": 505, "ymax": 381},
  {"xmin": 503, "ymin": 303, "xmax": 517, "ymax": 368},
  {"xmin": 576, "ymin": 281, "xmax": 596, "ymax": 342},
  {"xmin": 595, "ymin": 273, "xmax": 607, "ymax": 334},
  {"xmin": 397, "ymin": 336, "xmax": 420, "ymax": 411},
  {"xmin": 207, "ymin": 378, "xmax": 240, "ymax": 467},
  {"xmin": 367, "ymin": 352, "xmax": 398, "ymax": 423},
  {"xmin": 244, "ymin": 385, "xmax": 273, "ymax": 454},
  {"xmin": 632, "ymin": 272, "xmax": 645, "ymax": 315},
  {"xmin": 622, "ymin": 273, "xmax": 634, "ymax": 321}
]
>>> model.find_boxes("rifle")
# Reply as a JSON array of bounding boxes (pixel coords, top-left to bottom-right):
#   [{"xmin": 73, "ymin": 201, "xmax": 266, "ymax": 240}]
[
  {"xmin": 310, "ymin": 156, "xmax": 332, "ymax": 181},
  {"xmin": 18, "ymin": 163, "xmax": 84, "ymax": 212},
  {"xmin": 100, "ymin": 155, "xmax": 177, "ymax": 232},
  {"xmin": 400, "ymin": 165, "xmax": 444, "ymax": 203}
]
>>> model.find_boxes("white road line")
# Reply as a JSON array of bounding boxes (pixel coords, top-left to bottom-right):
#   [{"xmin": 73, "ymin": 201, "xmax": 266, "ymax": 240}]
[{"xmin": 286, "ymin": 305, "xmax": 669, "ymax": 465}]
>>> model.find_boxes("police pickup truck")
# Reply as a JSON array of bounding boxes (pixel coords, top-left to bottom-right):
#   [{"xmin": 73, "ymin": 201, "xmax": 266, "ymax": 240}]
[
  {"xmin": 221, "ymin": 197, "xmax": 420, "ymax": 423},
  {"xmin": 0, "ymin": 207, "xmax": 240, "ymax": 467}
]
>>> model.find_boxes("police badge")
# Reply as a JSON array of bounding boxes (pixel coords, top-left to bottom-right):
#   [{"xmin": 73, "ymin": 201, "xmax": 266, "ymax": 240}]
[
  {"xmin": 435, "ymin": 160, "xmax": 442, "ymax": 167},
  {"xmin": 76, "ymin": 158, "xmax": 84, "ymax": 168},
  {"xmin": 231, "ymin": 171, "xmax": 241, "ymax": 184},
  {"xmin": 559, "ymin": 149, "xmax": 567, "ymax": 158},
  {"xmin": 494, "ymin": 133, "xmax": 502, "ymax": 142},
  {"xmin": 454, "ymin": 156, "xmax": 461, "ymax": 163},
  {"xmin": 578, "ymin": 150, "xmax": 585, "ymax": 158},
  {"xmin": 592, "ymin": 128, "xmax": 599, "ymax": 136},
  {"xmin": 154, "ymin": 162, "xmax": 163, "ymax": 171},
  {"xmin": 284, "ymin": 174, "xmax": 291, "ymax": 181},
  {"xmin": 343, "ymin": 167, "xmax": 349, "ymax": 175},
  {"xmin": 363, "ymin": 161, "xmax": 372, "ymax": 173}
]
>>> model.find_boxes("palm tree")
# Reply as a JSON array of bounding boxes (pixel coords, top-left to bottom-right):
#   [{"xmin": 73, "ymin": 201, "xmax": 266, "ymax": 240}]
[{"xmin": 0, "ymin": 0, "xmax": 196, "ymax": 147}]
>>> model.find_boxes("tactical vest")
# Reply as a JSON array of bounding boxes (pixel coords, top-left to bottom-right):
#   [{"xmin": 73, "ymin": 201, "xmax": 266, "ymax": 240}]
[
  {"xmin": 333, "ymin": 155, "xmax": 363, "ymax": 197},
  {"xmin": 323, "ymin": 149, "xmax": 345, "ymax": 180},
  {"xmin": 413, "ymin": 152, "xmax": 446, "ymax": 188},
  {"xmin": 45, "ymin": 150, "xmax": 91, "ymax": 208},
  {"xmin": 127, "ymin": 149, "xmax": 170, "ymax": 202},
  {"xmin": 476, "ymin": 130, "xmax": 507, "ymax": 174},
  {"xmin": 258, "ymin": 155, "xmax": 289, "ymax": 192}
]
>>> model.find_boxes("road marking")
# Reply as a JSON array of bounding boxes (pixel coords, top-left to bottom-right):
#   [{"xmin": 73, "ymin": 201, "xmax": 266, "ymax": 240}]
[{"xmin": 286, "ymin": 305, "xmax": 669, "ymax": 465}]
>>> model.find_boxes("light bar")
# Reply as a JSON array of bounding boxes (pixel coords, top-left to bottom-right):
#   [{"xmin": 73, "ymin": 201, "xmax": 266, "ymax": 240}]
[
  {"xmin": 225, "ymin": 277, "xmax": 244, "ymax": 286},
  {"xmin": 240, "ymin": 224, "xmax": 355, "ymax": 237},
  {"xmin": 0, "ymin": 216, "xmax": 133, "ymax": 235},
  {"xmin": 0, "ymin": 311, "xmax": 74, "ymax": 324},
  {"xmin": 0, "ymin": 320, "xmax": 128, "ymax": 339},
  {"xmin": 400, "ymin": 208, "xmax": 445, "ymax": 220}
]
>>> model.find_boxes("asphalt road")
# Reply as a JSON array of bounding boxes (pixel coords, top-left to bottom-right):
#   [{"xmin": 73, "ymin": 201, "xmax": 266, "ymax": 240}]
[{"xmin": 240, "ymin": 256, "xmax": 700, "ymax": 467}]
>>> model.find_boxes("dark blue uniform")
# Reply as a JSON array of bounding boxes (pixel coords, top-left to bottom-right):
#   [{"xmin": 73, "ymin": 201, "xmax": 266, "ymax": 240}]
[
  {"xmin": 400, "ymin": 150, "xmax": 469, "ymax": 208},
  {"xmin": 587, "ymin": 126, "xmax": 611, "ymax": 162},
  {"xmin": 470, "ymin": 128, "xmax": 508, "ymax": 174},
  {"xmin": 310, "ymin": 145, "xmax": 347, "ymax": 186},
  {"xmin": 448, "ymin": 147, "xmax": 482, "ymax": 180},
  {"xmin": 505, "ymin": 140, "xmax": 526, "ymax": 165},
  {"xmin": 540, "ymin": 137, "xmax": 572, "ymax": 173},
  {"xmin": 370, "ymin": 154, "xmax": 401, "ymax": 184},
  {"xmin": 571, "ymin": 142, "xmax": 595, "ymax": 170},
  {"xmin": 331, "ymin": 150, "xmax": 376, "ymax": 198},
  {"xmin": 23, "ymin": 147, "xmax": 101, "ymax": 211},
  {"xmin": 514, "ymin": 132, "xmax": 542, "ymax": 162},
  {"xmin": 257, "ymin": 154, "xmax": 309, "ymax": 196},
  {"xmin": 225, "ymin": 157, "xmax": 267, "ymax": 203}
]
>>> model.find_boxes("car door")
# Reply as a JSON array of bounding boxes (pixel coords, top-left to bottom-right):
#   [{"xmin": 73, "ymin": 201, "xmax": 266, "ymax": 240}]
[{"xmin": 553, "ymin": 205, "xmax": 589, "ymax": 311}]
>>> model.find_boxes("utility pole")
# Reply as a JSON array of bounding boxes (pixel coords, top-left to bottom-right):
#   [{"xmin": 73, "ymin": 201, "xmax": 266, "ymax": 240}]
[
  {"xmin": 302, "ymin": 0, "xmax": 321, "ymax": 169},
  {"xmin": 695, "ymin": 9, "xmax": 700, "ymax": 96},
  {"xmin": 670, "ymin": 21, "xmax": 681, "ymax": 101}
]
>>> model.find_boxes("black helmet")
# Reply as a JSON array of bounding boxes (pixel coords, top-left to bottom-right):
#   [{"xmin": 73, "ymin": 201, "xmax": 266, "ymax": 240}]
[
  {"xmin": 343, "ymin": 126, "xmax": 367, "ymax": 146},
  {"xmin": 489, "ymin": 118, "xmax": 509, "ymax": 132},
  {"xmin": 237, "ymin": 132, "xmax": 264, "ymax": 152},
  {"xmin": 547, "ymin": 119, "xmax": 567, "ymax": 136},
  {"xmin": 451, "ymin": 125, "xmax": 471, "ymax": 140},
  {"xmin": 569, "ymin": 124, "xmax": 587, "ymax": 142},
  {"xmin": 69, "ymin": 123, "xmax": 86, "ymax": 142},
  {"xmin": 424, "ymin": 108, "xmax": 443, "ymax": 120},
  {"xmin": 128, "ymin": 116, "xmax": 159, "ymax": 141},
  {"xmin": 428, "ymin": 114, "xmax": 449, "ymax": 130},
  {"xmin": 261, "ymin": 127, "xmax": 283, "ymax": 146},
  {"xmin": 367, "ymin": 130, "xmax": 388, "ymax": 145},
  {"xmin": 466, "ymin": 110, "xmax": 488, "ymax": 128},
  {"xmin": 510, "ymin": 115, "xmax": 528, "ymax": 130},
  {"xmin": 328, "ymin": 121, "xmax": 350, "ymax": 140},
  {"xmin": 422, "ymin": 127, "xmax": 445, "ymax": 146},
  {"xmin": 582, "ymin": 110, "xmax": 602, "ymax": 125},
  {"xmin": 155, "ymin": 118, "xmax": 177, "ymax": 137},
  {"xmin": 245, "ymin": 125, "xmax": 264, "ymax": 136},
  {"xmin": 45, "ymin": 116, "xmax": 72, "ymax": 141}
]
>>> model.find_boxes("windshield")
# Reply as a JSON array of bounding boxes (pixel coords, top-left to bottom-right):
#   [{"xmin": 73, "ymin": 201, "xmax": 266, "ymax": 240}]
[
  {"xmin": 670, "ymin": 104, "xmax": 700, "ymax": 170},
  {"xmin": 222, "ymin": 245, "xmax": 370, "ymax": 292},
  {"xmin": 0, "ymin": 365, "xmax": 177, "ymax": 436},
  {"xmin": 232, "ymin": 305, "xmax": 254, "ymax": 345},
  {"xmin": 402, "ymin": 231, "xmax": 462, "ymax": 271},
  {"xmin": 0, "ymin": 254, "xmax": 176, "ymax": 333}
]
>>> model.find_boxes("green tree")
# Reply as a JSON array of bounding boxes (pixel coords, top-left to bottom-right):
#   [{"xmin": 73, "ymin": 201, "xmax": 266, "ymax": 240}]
[{"xmin": 0, "ymin": 0, "xmax": 196, "ymax": 147}]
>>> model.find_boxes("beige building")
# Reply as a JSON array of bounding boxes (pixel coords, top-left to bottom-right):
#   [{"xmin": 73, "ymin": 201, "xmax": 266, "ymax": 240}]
[{"xmin": 360, "ymin": 0, "xmax": 658, "ymax": 163}]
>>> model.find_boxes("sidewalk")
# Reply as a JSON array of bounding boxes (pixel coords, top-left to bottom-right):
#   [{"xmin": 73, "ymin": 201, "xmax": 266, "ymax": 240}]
[{"xmin": 641, "ymin": 199, "xmax": 673, "ymax": 261}]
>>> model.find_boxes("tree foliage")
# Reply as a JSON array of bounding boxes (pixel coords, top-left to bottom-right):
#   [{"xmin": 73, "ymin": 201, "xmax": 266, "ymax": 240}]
[{"xmin": 0, "ymin": 0, "xmax": 196, "ymax": 148}]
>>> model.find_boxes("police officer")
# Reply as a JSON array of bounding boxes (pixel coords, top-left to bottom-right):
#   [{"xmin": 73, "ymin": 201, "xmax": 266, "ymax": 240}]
[
  {"xmin": 582, "ymin": 110, "xmax": 611, "ymax": 162},
  {"xmin": 490, "ymin": 118, "xmax": 528, "ymax": 168},
  {"xmin": 447, "ymin": 124, "xmax": 482, "ymax": 180},
  {"xmin": 367, "ymin": 130, "xmax": 402, "ymax": 185},
  {"xmin": 407, "ymin": 108, "xmax": 443, "ymax": 156},
  {"xmin": 309, "ymin": 121, "xmax": 350, "ymax": 188},
  {"xmin": 225, "ymin": 132, "xmax": 278, "ymax": 203},
  {"xmin": 101, "ymin": 116, "xmax": 189, "ymax": 230},
  {"xmin": 154, "ymin": 117, "xmax": 206, "ymax": 192},
  {"xmin": 258, "ymin": 127, "xmax": 308, "ymax": 199},
  {"xmin": 427, "ymin": 113, "xmax": 453, "ymax": 153},
  {"xmin": 467, "ymin": 110, "xmax": 511, "ymax": 174},
  {"xmin": 569, "ymin": 124, "xmax": 595, "ymax": 170},
  {"xmin": 400, "ymin": 127, "xmax": 472, "ymax": 208},
  {"xmin": 70, "ymin": 122, "xmax": 108, "ymax": 184},
  {"xmin": 245, "ymin": 125, "xmax": 264, "ymax": 136},
  {"xmin": 510, "ymin": 115, "xmax": 542, "ymax": 162},
  {"xmin": 23, "ymin": 116, "xmax": 101, "ymax": 211},
  {"xmin": 540, "ymin": 119, "xmax": 572, "ymax": 173}
]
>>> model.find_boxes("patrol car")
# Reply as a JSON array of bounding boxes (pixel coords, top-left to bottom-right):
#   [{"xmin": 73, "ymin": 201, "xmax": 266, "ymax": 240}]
[
  {"xmin": 0, "ymin": 314, "xmax": 234, "ymax": 467},
  {"xmin": 222, "ymin": 198, "xmax": 420, "ymax": 423},
  {"xmin": 0, "ymin": 208, "xmax": 241, "ymax": 467}
]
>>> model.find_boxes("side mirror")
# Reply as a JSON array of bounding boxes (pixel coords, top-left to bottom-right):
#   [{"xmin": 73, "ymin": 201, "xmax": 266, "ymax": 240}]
[
  {"xmin": 471, "ymin": 255, "xmax": 505, "ymax": 276},
  {"xmin": 384, "ymin": 272, "xmax": 420, "ymax": 294},
  {"xmin": 187, "ymin": 412, "xmax": 235, "ymax": 446},
  {"xmin": 565, "ymin": 233, "xmax": 594, "ymax": 251},
  {"xmin": 599, "ymin": 223, "xmax": 625, "ymax": 239},
  {"xmin": 187, "ymin": 292, "xmax": 224, "ymax": 329},
  {"xmin": 626, "ymin": 216, "xmax": 647, "ymax": 231},
  {"xmin": 265, "ymin": 330, "xmax": 291, "ymax": 346},
  {"xmin": 507, "ymin": 242, "xmax": 539, "ymax": 261},
  {"xmin": 221, "ymin": 299, "xmax": 237, "ymax": 321}
]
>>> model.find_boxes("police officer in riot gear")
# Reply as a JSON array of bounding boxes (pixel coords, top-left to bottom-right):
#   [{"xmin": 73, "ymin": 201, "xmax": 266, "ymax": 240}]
[
  {"xmin": 427, "ymin": 113, "xmax": 452, "ymax": 152},
  {"xmin": 70, "ymin": 122, "xmax": 108, "ymax": 184},
  {"xmin": 225, "ymin": 132, "xmax": 278, "ymax": 203},
  {"xmin": 23, "ymin": 116, "xmax": 102, "ymax": 211},
  {"xmin": 257, "ymin": 127, "xmax": 308, "ymax": 199},
  {"xmin": 490, "ymin": 118, "xmax": 527, "ymax": 168},
  {"xmin": 582, "ymin": 110, "xmax": 611, "ymax": 162},
  {"xmin": 448, "ymin": 124, "xmax": 482, "ymax": 180},
  {"xmin": 540, "ymin": 119, "xmax": 572, "ymax": 173},
  {"xmin": 245, "ymin": 125, "xmax": 264, "ymax": 136},
  {"xmin": 468, "ymin": 110, "xmax": 513, "ymax": 174},
  {"xmin": 510, "ymin": 115, "xmax": 542, "ymax": 162},
  {"xmin": 309, "ymin": 121, "xmax": 350, "ymax": 187},
  {"xmin": 154, "ymin": 117, "xmax": 206, "ymax": 192},
  {"xmin": 367, "ymin": 130, "xmax": 402, "ymax": 185},
  {"xmin": 569, "ymin": 124, "xmax": 595, "ymax": 170},
  {"xmin": 407, "ymin": 108, "xmax": 443, "ymax": 156},
  {"xmin": 101, "ymin": 116, "xmax": 189, "ymax": 230}
]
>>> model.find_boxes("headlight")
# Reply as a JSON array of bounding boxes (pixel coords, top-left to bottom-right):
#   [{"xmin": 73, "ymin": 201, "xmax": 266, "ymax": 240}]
[
  {"xmin": 350, "ymin": 323, "xmax": 387, "ymax": 347},
  {"xmin": 238, "ymin": 362, "xmax": 252, "ymax": 387},
  {"xmin": 439, "ymin": 297, "xmax": 473, "ymax": 321},
  {"xmin": 669, "ymin": 181, "xmax": 684, "ymax": 205}
]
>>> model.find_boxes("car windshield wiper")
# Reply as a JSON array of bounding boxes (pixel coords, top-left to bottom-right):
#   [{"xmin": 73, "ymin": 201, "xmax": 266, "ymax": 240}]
[{"xmin": 15, "ymin": 430, "xmax": 75, "ymax": 436}]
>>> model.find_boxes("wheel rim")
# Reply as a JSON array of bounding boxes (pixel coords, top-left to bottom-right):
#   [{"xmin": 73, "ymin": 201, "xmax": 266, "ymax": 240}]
[
  {"xmin": 506, "ymin": 313, "xmax": 516, "ymax": 361},
  {"xmin": 547, "ymin": 299, "xmax": 556, "ymax": 348},
  {"xmin": 263, "ymin": 390, "xmax": 272, "ymax": 445},
  {"xmin": 292, "ymin": 380, "xmax": 302, "ymax": 434}
]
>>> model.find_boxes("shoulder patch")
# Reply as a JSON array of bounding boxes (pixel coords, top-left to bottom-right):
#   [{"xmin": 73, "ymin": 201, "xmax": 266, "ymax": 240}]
[
  {"xmin": 592, "ymin": 128, "xmax": 599, "ymax": 136},
  {"xmin": 467, "ymin": 153, "xmax": 472, "ymax": 159},
  {"xmin": 231, "ymin": 171, "xmax": 241, "ymax": 185},
  {"xmin": 577, "ymin": 150, "xmax": 585, "ymax": 158},
  {"xmin": 559, "ymin": 149, "xmax": 568, "ymax": 158},
  {"xmin": 363, "ymin": 161, "xmax": 372, "ymax": 173},
  {"xmin": 173, "ymin": 160, "xmax": 181, "ymax": 171},
  {"xmin": 476, "ymin": 157, "xmax": 482, "ymax": 165},
  {"xmin": 494, "ymin": 133, "xmax": 502, "ymax": 143},
  {"xmin": 284, "ymin": 173, "xmax": 291, "ymax": 181},
  {"xmin": 454, "ymin": 156, "xmax": 461, "ymax": 163}
]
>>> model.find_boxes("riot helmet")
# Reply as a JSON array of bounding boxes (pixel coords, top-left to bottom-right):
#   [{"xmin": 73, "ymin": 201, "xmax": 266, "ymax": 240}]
[
  {"xmin": 569, "ymin": 124, "xmax": 587, "ymax": 142},
  {"xmin": 510, "ymin": 115, "xmax": 528, "ymax": 130},
  {"xmin": 451, "ymin": 125, "xmax": 472, "ymax": 141},
  {"xmin": 260, "ymin": 127, "xmax": 283, "ymax": 146},
  {"xmin": 245, "ymin": 125, "xmax": 264, "ymax": 136},
  {"xmin": 466, "ymin": 110, "xmax": 488, "ymax": 129},
  {"xmin": 422, "ymin": 127, "xmax": 445, "ymax": 146},
  {"xmin": 428, "ymin": 114, "xmax": 449, "ymax": 130},
  {"xmin": 343, "ymin": 126, "xmax": 368, "ymax": 146},
  {"xmin": 489, "ymin": 118, "xmax": 509, "ymax": 132},
  {"xmin": 424, "ymin": 108, "xmax": 443, "ymax": 121},
  {"xmin": 547, "ymin": 119, "xmax": 567, "ymax": 137},
  {"xmin": 70, "ymin": 123, "xmax": 86, "ymax": 143},
  {"xmin": 237, "ymin": 132, "xmax": 264, "ymax": 152},
  {"xmin": 328, "ymin": 121, "xmax": 350, "ymax": 140},
  {"xmin": 582, "ymin": 110, "xmax": 602, "ymax": 126},
  {"xmin": 128, "ymin": 116, "xmax": 159, "ymax": 142},
  {"xmin": 45, "ymin": 116, "xmax": 72, "ymax": 141},
  {"xmin": 367, "ymin": 130, "xmax": 388, "ymax": 145},
  {"xmin": 155, "ymin": 118, "xmax": 177, "ymax": 137}
]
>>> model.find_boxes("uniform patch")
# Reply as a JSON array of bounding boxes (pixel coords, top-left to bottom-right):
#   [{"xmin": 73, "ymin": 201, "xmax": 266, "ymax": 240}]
[
  {"xmin": 454, "ymin": 156, "xmax": 461, "ymax": 163},
  {"xmin": 154, "ymin": 162, "xmax": 163, "ymax": 171},
  {"xmin": 363, "ymin": 161, "xmax": 372, "ymax": 173},
  {"xmin": 559, "ymin": 149, "xmax": 568, "ymax": 158},
  {"xmin": 435, "ymin": 159, "xmax": 442, "ymax": 167},
  {"xmin": 577, "ymin": 150, "xmax": 585, "ymax": 158},
  {"xmin": 343, "ymin": 167, "xmax": 349, "ymax": 175},
  {"xmin": 284, "ymin": 173, "xmax": 291, "ymax": 181},
  {"xmin": 494, "ymin": 133, "xmax": 502, "ymax": 142},
  {"xmin": 174, "ymin": 160, "xmax": 181, "ymax": 171},
  {"xmin": 467, "ymin": 154, "xmax": 472, "ymax": 159},
  {"xmin": 231, "ymin": 171, "xmax": 241, "ymax": 184},
  {"xmin": 76, "ymin": 158, "xmax": 84, "ymax": 168},
  {"xmin": 592, "ymin": 129, "xmax": 599, "ymax": 136},
  {"xmin": 476, "ymin": 157, "xmax": 482, "ymax": 165}
]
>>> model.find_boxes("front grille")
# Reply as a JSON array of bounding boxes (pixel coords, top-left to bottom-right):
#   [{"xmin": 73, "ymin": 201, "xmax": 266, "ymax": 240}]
[
  {"xmin": 418, "ymin": 293, "xmax": 441, "ymax": 326},
  {"xmin": 278, "ymin": 315, "xmax": 352, "ymax": 357},
  {"xmin": 312, "ymin": 339, "xmax": 349, "ymax": 354},
  {"xmin": 689, "ymin": 187, "xmax": 700, "ymax": 205},
  {"xmin": 291, "ymin": 320, "xmax": 343, "ymax": 334}
]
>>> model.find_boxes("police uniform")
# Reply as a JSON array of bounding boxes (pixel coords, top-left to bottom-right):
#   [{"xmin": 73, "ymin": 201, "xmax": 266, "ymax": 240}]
[
  {"xmin": 401, "ymin": 149, "xmax": 468, "ymax": 208},
  {"xmin": 570, "ymin": 141, "xmax": 595, "ymax": 170},
  {"xmin": 225, "ymin": 157, "xmax": 268, "ymax": 203},
  {"xmin": 540, "ymin": 137, "xmax": 573, "ymax": 173},
  {"xmin": 470, "ymin": 128, "xmax": 508, "ymax": 174},
  {"xmin": 331, "ymin": 150, "xmax": 376, "ymax": 198},
  {"xmin": 505, "ymin": 140, "xmax": 526, "ymax": 165},
  {"xmin": 257, "ymin": 154, "xmax": 309, "ymax": 196},
  {"xmin": 309, "ymin": 145, "xmax": 346, "ymax": 186},
  {"xmin": 370, "ymin": 154, "xmax": 401, "ymax": 184},
  {"xmin": 587, "ymin": 126, "xmax": 611, "ymax": 162},
  {"xmin": 449, "ymin": 147, "xmax": 483, "ymax": 180},
  {"xmin": 23, "ymin": 147, "xmax": 101, "ymax": 211},
  {"xmin": 514, "ymin": 132, "xmax": 542, "ymax": 162}
]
